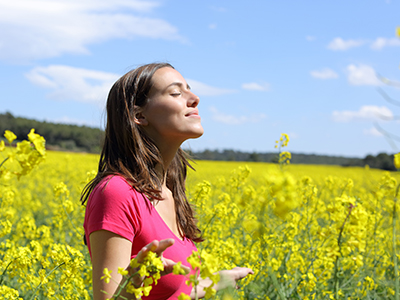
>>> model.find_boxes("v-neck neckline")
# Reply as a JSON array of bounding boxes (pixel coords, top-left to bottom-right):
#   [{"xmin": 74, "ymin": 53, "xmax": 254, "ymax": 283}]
[{"xmin": 142, "ymin": 193, "xmax": 186, "ymax": 244}]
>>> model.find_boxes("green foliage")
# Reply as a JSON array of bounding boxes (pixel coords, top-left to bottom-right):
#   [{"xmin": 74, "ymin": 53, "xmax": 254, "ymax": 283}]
[
  {"xmin": 0, "ymin": 112, "xmax": 104, "ymax": 153},
  {"xmin": 189, "ymin": 149, "xmax": 397, "ymax": 170}
]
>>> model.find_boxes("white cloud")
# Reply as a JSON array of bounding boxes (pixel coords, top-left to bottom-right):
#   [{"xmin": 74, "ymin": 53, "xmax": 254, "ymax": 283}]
[
  {"xmin": 25, "ymin": 66, "xmax": 236, "ymax": 104},
  {"xmin": 346, "ymin": 64, "xmax": 382, "ymax": 86},
  {"xmin": 209, "ymin": 106, "xmax": 266, "ymax": 125},
  {"xmin": 288, "ymin": 132, "xmax": 299, "ymax": 139},
  {"xmin": 241, "ymin": 82, "xmax": 270, "ymax": 91},
  {"xmin": 46, "ymin": 116, "xmax": 99, "ymax": 127},
  {"xmin": 327, "ymin": 36, "xmax": 400, "ymax": 51},
  {"xmin": 332, "ymin": 105, "xmax": 393, "ymax": 122},
  {"xmin": 0, "ymin": 0, "xmax": 184, "ymax": 62},
  {"xmin": 306, "ymin": 36, "xmax": 316, "ymax": 41},
  {"xmin": 210, "ymin": 6, "xmax": 227, "ymax": 12},
  {"xmin": 327, "ymin": 37, "xmax": 365, "ymax": 51},
  {"xmin": 209, "ymin": 23, "xmax": 217, "ymax": 30},
  {"xmin": 186, "ymin": 79, "xmax": 236, "ymax": 96},
  {"xmin": 25, "ymin": 65, "xmax": 119, "ymax": 105},
  {"xmin": 370, "ymin": 37, "xmax": 400, "ymax": 50},
  {"xmin": 310, "ymin": 68, "xmax": 338, "ymax": 79},
  {"xmin": 363, "ymin": 127, "xmax": 383, "ymax": 137}
]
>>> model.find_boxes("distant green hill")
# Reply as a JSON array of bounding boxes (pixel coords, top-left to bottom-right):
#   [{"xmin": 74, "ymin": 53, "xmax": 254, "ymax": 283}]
[
  {"xmin": 0, "ymin": 112, "xmax": 103, "ymax": 153},
  {"xmin": 0, "ymin": 112, "xmax": 396, "ymax": 170},
  {"xmin": 187, "ymin": 149, "xmax": 397, "ymax": 170}
]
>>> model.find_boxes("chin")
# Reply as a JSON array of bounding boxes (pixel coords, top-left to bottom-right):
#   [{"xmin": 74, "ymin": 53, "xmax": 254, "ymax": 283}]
[
  {"xmin": 193, "ymin": 132, "xmax": 204, "ymax": 139},
  {"xmin": 193, "ymin": 127, "xmax": 204, "ymax": 138}
]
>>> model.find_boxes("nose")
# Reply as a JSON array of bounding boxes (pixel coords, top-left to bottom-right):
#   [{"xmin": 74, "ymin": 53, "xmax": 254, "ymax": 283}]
[{"xmin": 188, "ymin": 91, "xmax": 200, "ymax": 107}]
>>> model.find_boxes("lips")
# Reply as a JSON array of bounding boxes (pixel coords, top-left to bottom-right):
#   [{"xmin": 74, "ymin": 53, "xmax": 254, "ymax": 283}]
[{"xmin": 185, "ymin": 109, "xmax": 200, "ymax": 117}]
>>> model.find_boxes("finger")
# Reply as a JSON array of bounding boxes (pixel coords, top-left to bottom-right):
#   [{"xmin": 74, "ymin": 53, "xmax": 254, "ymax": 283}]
[
  {"xmin": 180, "ymin": 264, "xmax": 191, "ymax": 274},
  {"xmin": 135, "ymin": 239, "xmax": 175, "ymax": 265},
  {"xmin": 231, "ymin": 267, "xmax": 254, "ymax": 280},
  {"xmin": 161, "ymin": 258, "xmax": 191, "ymax": 275},
  {"xmin": 242, "ymin": 267, "xmax": 254, "ymax": 275},
  {"xmin": 239, "ymin": 269, "xmax": 254, "ymax": 278},
  {"xmin": 154, "ymin": 238, "xmax": 175, "ymax": 256},
  {"xmin": 136, "ymin": 240, "xmax": 159, "ymax": 263}
]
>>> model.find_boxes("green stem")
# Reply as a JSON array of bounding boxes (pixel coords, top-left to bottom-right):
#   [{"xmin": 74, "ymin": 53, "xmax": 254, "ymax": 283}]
[
  {"xmin": 393, "ymin": 184, "xmax": 400, "ymax": 300},
  {"xmin": 268, "ymin": 266, "xmax": 286, "ymax": 300},
  {"xmin": 0, "ymin": 157, "xmax": 9, "ymax": 169},
  {"xmin": 0, "ymin": 259, "xmax": 16, "ymax": 285},
  {"xmin": 29, "ymin": 262, "xmax": 65, "ymax": 300},
  {"xmin": 334, "ymin": 203, "xmax": 353, "ymax": 300},
  {"xmin": 195, "ymin": 268, "xmax": 199, "ymax": 300},
  {"xmin": 201, "ymin": 212, "xmax": 218, "ymax": 236},
  {"xmin": 113, "ymin": 270, "xmax": 140, "ymax": 299},
  {"xmin": 61, "ymin": 199, "xmax": 81, "ymax": 237}
]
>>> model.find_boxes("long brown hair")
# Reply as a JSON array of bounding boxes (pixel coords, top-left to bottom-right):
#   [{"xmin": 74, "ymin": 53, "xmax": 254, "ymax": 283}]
[{"xmin": 81, "ymin": 63, "xmax": 203, "ymax": 242}]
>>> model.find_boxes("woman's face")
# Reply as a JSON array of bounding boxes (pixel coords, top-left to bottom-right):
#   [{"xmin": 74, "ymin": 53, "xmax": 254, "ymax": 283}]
[{"xmin": 138, "ymin": 67, "xmax": 204, "ymax": 147}]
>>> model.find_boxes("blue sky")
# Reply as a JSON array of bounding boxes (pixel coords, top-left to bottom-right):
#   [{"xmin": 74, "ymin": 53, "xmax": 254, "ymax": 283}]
[{"xmin": 1, "ymin": 0, "xmax": 400, "ymax": 158}]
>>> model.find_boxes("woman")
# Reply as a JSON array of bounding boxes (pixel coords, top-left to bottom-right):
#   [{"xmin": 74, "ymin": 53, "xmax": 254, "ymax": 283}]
[{"xmin": 82, "ymin": 63, "xmax": 253, "ymax": 299}]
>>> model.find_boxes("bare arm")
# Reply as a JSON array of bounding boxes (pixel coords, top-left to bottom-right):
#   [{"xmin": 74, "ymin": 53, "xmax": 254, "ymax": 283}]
[
  {"xmin": 90, "ymin": 231, "xmax": 189, "ymax": 300},
  {"xmin": 90, "ymin": 230, "xmax": 135, "ymax": 300}
]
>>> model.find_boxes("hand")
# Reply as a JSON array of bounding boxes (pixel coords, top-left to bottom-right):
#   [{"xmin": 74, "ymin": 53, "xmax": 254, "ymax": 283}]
[
  {"xmin": 218, "ymin": 267, "xmax": 254, "ymax": 289},
  {"xmin": 192, "ymin": 266, "xmax": 254, "ymax": 298},
  {"xmin": 229, "ymin": 266, "xmax": 254, "ymax": 281},
  {"xmin": 131, "ymin": 239, "xmax": 190, "ymax": 286}
]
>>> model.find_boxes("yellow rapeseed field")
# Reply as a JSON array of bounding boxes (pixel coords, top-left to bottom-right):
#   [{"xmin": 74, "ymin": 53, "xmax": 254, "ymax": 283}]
[{"xmin": 1, "ymin": 131, "xmax": 400, "ymax": 299}]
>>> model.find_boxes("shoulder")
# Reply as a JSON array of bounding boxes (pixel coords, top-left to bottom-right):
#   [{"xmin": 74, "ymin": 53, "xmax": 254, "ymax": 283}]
[
  {"xmin": 95, "ymin": 175, "xmax": 137, "ymax": 196},
  {"xmin": 84, "ymin": 175, "xmax": 144, "ymax": 245},
  {"xmin": 89, "ymin": 175, "xmax": 143, "ymax": 206}
]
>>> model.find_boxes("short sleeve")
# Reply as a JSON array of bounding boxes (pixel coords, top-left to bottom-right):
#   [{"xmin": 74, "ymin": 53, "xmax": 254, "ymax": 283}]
[{"xmin": 84, "ymin": 176, "xmax": 141, "ymax": 243}]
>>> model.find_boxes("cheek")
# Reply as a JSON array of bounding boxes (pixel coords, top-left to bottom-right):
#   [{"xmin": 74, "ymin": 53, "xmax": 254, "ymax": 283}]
[
  {"xmin": 147, "ymin": 107, "xmax": 182, "ymax": 129},
  {"xmin": 150, "ymin": 101, "xmax": 182, "ymax": 115}
]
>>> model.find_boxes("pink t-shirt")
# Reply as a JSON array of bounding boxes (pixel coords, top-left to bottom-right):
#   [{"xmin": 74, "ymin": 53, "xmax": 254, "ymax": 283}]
[{"xmin": 84, "ymin": 175, "xmax": 197, "ymax": 299}]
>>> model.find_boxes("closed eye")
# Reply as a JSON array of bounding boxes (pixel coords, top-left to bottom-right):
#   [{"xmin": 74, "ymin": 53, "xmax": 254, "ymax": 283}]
[{"xmin": 171, "ymin": 93, "xmax": 181, "ymax": 97}]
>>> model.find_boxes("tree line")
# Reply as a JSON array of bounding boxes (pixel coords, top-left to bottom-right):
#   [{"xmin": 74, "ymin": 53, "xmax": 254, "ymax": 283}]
[
  {"xmin": 0, "ymin": 112, "xmax": 103, "ymax": 153},
  {"xmin": 187, "ymin": 149, "xmax": 397, "ymax": 171},
  {"xmin": 0, "ymin": 112, "xmax": 397, "ymax": 170}
]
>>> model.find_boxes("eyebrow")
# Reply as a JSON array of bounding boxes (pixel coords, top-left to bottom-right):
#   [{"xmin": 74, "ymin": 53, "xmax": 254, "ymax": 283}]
[{"xmin": 166, "ymin": 82, "xmax": 191, "ymax": 90}]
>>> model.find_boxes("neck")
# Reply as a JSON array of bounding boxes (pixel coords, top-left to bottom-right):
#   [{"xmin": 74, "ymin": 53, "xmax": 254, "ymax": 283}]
[{"xmin": 155, "ymin": 140, "xmax": 181, "ymax": 186}]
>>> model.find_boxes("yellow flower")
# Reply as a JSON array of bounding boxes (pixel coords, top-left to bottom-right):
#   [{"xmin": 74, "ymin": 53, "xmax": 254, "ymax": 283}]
[
  {"xmin": 281, "ymin": 133, "xmax": 290, "ymax": 147},
  {"xmin": 0, "ymin": 220, "xmax": 12, "ymax": 238},
  {"xmin": 222, "ymin": 294, "xmax": 234, "ymax": 300},
  {"xmin": 178, "ymin": 293, "xmax": 191, "ymax": 300},
  {"xmin": 204, "ymin": 285, "xmax": 217, "ymax": 298},
  {"xmin": 279, "ymin": 151, "xmax": 291, "ymax": 165},
  {"xmin": 0, "ymin": 285, "xmax": 22, "ymax": 299},
  {"xmin": 173, "ymin": 261, "xmax": 188, "ymax": 275},
  {"xmin": 142, "ymin": 285, "xmax": 152, "ymax": 297},
  {"xmin": 243, "ymin": 217, "xmax": 260, "ymax": 233},
  {"xmin": 28, "ymin": 128, "xmax": 46, "ymax": 156},
  {"xmin": 0, "ymin": 140, "xmax": 5, "ymax": 151},
  {"xmin": 4, "ymin": 130, "xmax": 17, "ymax": 144},
  {"xmin": 126, "ymin": 282, "xmax": 143, "ymax": 298},
  {"xmin": 100, "ymin": 268, "xmax": 113, "ymax": 284},
  {"xmin": 130, "ymin": 257, "xmax": 140, "ymax": 268},
  {"xmin": 138, "ymin": 264, "xmax": 148, "ymax": 277},
  {"xmin": 144, "ymin": 251, "xmax": 164, "ymax": 272},
  {"xmin": 397, "ymin": 27, "xmax": 400, "ymax": 38},
  {"xmin": 118, "ymin": 267, "xmax": 128, "ymax": 276},
  {"xmin": 187, "ymin": 251, "xmax": 201, "ymax": 270},
  {"xmin": 394, "ymin": 152, "xmax": 400, "ymax": 169}
]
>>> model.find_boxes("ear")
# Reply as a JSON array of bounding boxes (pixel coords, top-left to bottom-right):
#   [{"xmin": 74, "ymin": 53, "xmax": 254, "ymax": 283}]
[{"xmin": 133, "ymin": 106, "xmax": 148, "ymax": 126}]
